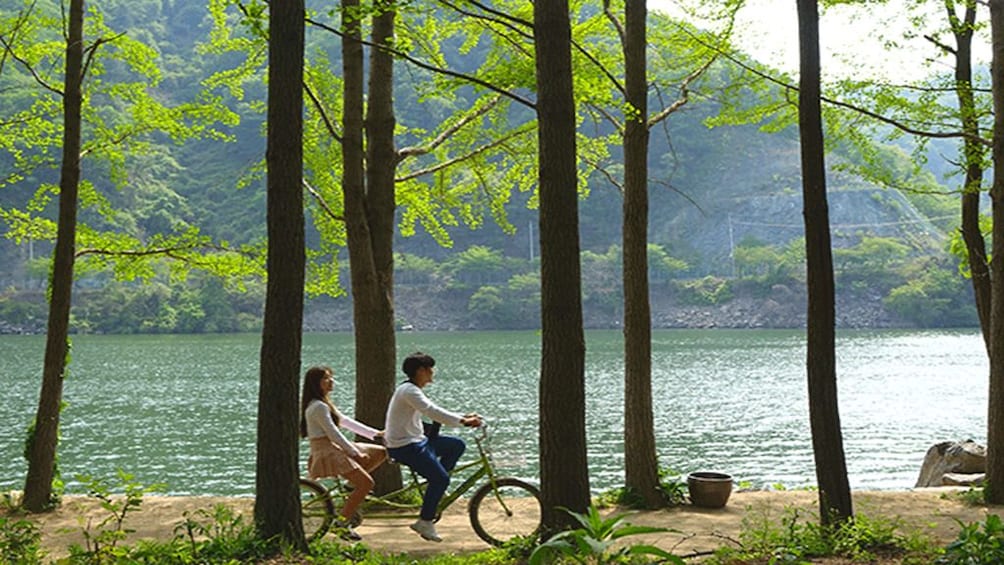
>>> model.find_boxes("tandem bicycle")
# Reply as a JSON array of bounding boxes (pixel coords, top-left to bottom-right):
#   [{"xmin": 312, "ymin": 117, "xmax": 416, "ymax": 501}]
[{"xmin": 299, "ymin": 422, "xmax": 542, "ymax": 546}]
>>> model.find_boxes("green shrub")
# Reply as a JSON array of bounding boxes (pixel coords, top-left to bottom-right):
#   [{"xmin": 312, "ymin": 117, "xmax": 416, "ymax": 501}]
[
  {"xmin": 0, "ymin": 516, "xmax": 42, "ymax": 564},
  {"xmin": 938, "ymin": 514, "xmax": 1004, "ymax": 564},
  {"xmin": 67, "ymin": 471, "xmax": 165, "ymax": 562},
  {"xmin": 528, "ymin": 505, "xmax": 683, "ymax": 565},
  {"xmin": 708, "ymin": 506, "xmax": 939, "ymax": 564},
  {"xmin": 674, "ymin": 276, "xmax": 733, "ymax": 306}
]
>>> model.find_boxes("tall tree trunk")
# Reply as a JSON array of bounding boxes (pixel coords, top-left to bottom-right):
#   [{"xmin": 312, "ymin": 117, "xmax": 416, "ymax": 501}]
[
  {"xmin": 354, "ymin": 0, "xmax": 400, "ymax": 495},
  {"xmin": 254, "ymin": 0, "xmax": 306, "ymax": 549},
  {"xmin": 949, "ymin": 1, "xmax": 992, "ymax": 354},
  {"xmin": 621, "ymin": 0, "xmax": 661, "ymax": 509},
  {"xmin": 985, "ymin": 0, "xmax": 1004, "ymax": 505},
  {"xmin": 340, "ymin": 0, "xmax": 371, "ymax": 397},
  {"xmin": 22, "ymin": 0, "xmax": 84, "ymax": 513},
  {"xmin": 796, "ymin": 0, "xmax": 852, "ymax": 525},
  {"xmin": 534, "ymin": 0, "xmax": 590, "ymax": 534}
]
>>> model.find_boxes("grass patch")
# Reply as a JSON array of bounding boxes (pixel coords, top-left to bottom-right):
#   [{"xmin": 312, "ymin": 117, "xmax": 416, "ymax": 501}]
[{"xmin": 704, "ymin": 505, "xmax": 942, "ymax": 564}]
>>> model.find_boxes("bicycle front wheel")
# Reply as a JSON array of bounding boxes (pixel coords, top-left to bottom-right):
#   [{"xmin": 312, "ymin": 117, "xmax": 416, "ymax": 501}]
[
  {"xmin": 468, "ymin": 477, "xmax": 542, "ymax": 546},
  {"xmin": 299, "ymin": 478, "xmax": 335, "ymax": 542}
]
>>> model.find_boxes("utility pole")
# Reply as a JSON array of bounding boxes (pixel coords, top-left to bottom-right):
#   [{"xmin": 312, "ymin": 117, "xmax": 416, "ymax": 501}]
[
  {"xmin": 529, "ymin": 220, "xmax": 534, "ymax": 262},
  {"xmin": 728, "ymin": 214, "xmax": 736, "ymax": 278}
]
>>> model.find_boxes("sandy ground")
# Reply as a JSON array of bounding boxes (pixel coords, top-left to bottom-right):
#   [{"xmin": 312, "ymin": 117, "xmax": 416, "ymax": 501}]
[{"xmin": 11, "ymin": 488, "xmax": 1004, "ymax": 561}]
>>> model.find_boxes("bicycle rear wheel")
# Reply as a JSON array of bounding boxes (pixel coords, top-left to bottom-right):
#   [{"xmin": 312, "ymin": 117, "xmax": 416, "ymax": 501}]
[
  {"xmin": 299, "ymin": 478, "xmax": 335, "ymax": 542},
  {"xmin": 468, "ymin": 477, "xmax": 542, "ymax": 546}
]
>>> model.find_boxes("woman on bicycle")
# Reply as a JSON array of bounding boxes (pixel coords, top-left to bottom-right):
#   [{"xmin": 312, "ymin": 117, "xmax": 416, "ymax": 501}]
[{"xmin": 300, "ymin": 365, "xmax": 387, "ymax": 540}]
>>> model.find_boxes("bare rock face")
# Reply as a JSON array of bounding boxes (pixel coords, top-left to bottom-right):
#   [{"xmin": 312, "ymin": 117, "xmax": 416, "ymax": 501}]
[{"xmin": 915, "ymin": 440, "xmax": 986, "ymax": 488}]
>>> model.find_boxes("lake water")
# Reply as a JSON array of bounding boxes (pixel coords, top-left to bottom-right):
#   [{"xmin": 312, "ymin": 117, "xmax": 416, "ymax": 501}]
[{"xmin": 0, "ymin": 329, "xmax": 988, "ymax": 496}]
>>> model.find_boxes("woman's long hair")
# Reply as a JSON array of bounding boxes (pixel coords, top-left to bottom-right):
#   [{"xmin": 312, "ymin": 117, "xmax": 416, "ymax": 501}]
[{"xmin": 300, "ymin": 365, "xmax": 340, "ymax": 438}]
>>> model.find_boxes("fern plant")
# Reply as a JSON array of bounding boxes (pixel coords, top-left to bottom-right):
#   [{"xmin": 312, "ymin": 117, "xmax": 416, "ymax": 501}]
[{"xmin": 528, "ymin": 505, "xmax": 683, "ymax": 564}]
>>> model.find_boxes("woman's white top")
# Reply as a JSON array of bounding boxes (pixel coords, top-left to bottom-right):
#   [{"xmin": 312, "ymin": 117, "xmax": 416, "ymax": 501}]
[
  {"xmin": 384, "ymin": 381, "xmax": 463, "ymax": 449},
  {"xmin": 304, "ymin": 399, "xmax": 380, "ymax": 457}
]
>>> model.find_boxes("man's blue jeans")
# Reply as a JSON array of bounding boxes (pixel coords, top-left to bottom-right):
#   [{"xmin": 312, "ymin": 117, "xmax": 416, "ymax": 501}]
[{"xmin": 389, "ymin": 435, "xmax": 466, "ymax": 520}]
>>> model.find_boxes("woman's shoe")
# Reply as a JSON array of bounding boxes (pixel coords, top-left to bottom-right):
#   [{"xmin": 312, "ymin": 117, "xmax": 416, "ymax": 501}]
[{"xmin": 333, "ymin": 519, "xmax": 362, "ymax": 541}]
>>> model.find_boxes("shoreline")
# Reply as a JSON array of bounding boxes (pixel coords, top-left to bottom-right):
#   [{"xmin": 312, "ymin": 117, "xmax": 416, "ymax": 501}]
[{"xmin": 10, "ymin": 487, "xmax": 1001, "ymax": 560}]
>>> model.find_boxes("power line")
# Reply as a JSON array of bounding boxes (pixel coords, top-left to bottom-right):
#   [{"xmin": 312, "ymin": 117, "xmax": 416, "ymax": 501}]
[{"xmin": 730, "ymin": 214, "xmax": 956, "ymax": 230}]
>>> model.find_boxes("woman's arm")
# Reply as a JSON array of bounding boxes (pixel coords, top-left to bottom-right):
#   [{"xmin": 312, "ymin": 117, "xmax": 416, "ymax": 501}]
[
  {"xmin": 334, "ymin": 409, "xmax": 381, "ymax": 440},
  {"xmin": 307, "ymin": 402, "xmax": 362, "ymax": 457}
]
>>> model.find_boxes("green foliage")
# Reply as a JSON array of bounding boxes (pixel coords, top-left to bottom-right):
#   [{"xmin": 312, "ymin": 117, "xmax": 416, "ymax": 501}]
[
  {"xmin": 708, "ymin": 505, "xmax": 940, "ymax": 564},
  {"xmin": 647, "ymin": 244, "xmax": 688, "ymax": 281},
  {"xmin": 595, "ymin": 467, "xmax": 687, "ymax": 510},
  {"xmin": 170, "ymin": 503, "xmax": 270, "ymax": 563},
  {"xmin": 21, "ymin": 409, "xmax": 64, "ymax": 508},
  {"xmin": 580, "ymin": 246, "xmax": 622, "ymax": 313},
  {"xmin": 443, "ymin": 246, "xmax": 509, "ymax": 289},
  {"xmin": 0, "ymin": 516, "xmax": 42, "ymax": 565},
  {"xmin": 939, "ymin": 515, "xmax": 1004, "ymax": 564},
  {"xmin": 885, "ymin": 259, "xmax": 977, "ymax": 327},
  {"xmin": 674, "ymin": 276, "xmax": 733, "ymax": 306},
  {"xmin": 466, "ymin": 268, "xmax": 541, "ymax": 330},
  {"xmin": 308, "ymin": 536, "xmax": 532, "ymax": 564},
  {"xmin": 657, "ymin": 468, "xmax": 688, "ymax": 506},
  {"xmin": 395, "ymin": 252, "xmax": 439, "ymax": 286},
  {"xmin": 529, "ymin": 505, "xmax": 683, "ymax": 565},
  {"xmin": 833, "ymin": 235, "xmax": 911, "ymax": 289},
  {"xmin": 953, "ymin": 485, "xmax": 987, "ymax": 507},
  {"xmin": 68, "ymin": 471, "xmax": 165, "ymax": 563},
  {"xmin": 0, "ymin": 0, "xmax": 250, "ymax": 314}
]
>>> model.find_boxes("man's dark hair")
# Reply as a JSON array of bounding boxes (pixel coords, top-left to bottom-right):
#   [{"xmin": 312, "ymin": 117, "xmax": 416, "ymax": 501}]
[{"xmin": 402, "ymin": 351, "xmax": 435, "ymax": 379}]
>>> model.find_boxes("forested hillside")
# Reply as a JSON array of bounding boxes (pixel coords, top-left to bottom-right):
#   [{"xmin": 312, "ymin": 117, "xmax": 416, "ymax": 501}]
[{"xmin": 0, "ymin": 0, "xmax": 975, "ymax": 334}]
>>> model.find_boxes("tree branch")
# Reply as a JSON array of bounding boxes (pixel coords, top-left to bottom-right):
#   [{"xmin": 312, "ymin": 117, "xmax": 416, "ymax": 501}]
[
  {"xmin": 75, "ymin": 243, "xmax": 233, "ymax": 259},
  {"xmin": 0, "ymin": 15, "xmax": 61, "ymax": 95},
  {"xmin": 397, "ymin": 95, "xmax": 503, "ymax": 160},
  {"xmin": 303, "ymin": 180, "xmax": 344, "ymax": 223},
  {"xmin": 306, "ymin": 16, "xmax": 535, "ymax": 109},
  {"xmin": 647, "ymin": 55, "xmax": 716, "ymax": 127},
  {"xmin": 395, "ymin": 123, "xmax": 535, "ymax": 182},
  {"xmin": 304, "ymin": 78, "xmax": 342, "ymax": 143},
  {"xmin": 674, "ymin": 22, "xmax": 989, "ymax": 146},
  {"xmin": 583, "ymin": 154, "xmax": 624, "ymax": 193}
]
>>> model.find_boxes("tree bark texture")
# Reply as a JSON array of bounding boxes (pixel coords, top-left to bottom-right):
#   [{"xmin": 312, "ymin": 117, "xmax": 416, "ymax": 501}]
[
  {"xmin": 23, "ymin": 0, "xmax": 84, "ymax": 513},
  {"xmin": 621, "ymin": 0, "xmax": 661, "ymax": 509},
  {"xmin": 254, "ymin": 0, "xmax": 306, "ymax": 548},
  {"xmin": 985, "ymin": 0, "xmax": 1004, "ymax": 505},
  {"xmin": 534, "ymin": 0, "xmax": 590, "ymax": 534},
  {"xmin": 948, "ymin": 1, "xmax": 992, "ymax": 355},
  {"xmin": 354, "ymin": 0, "xmax": 400, "ymax": 494},
  {"xmin": 796, "ymin": 0, "xmax": 853, "ymax": 524}
]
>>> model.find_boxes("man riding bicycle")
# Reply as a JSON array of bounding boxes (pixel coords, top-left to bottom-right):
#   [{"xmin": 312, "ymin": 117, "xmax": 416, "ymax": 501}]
[{"xmin": 384, "ymin": 351, "xmax": 482, "ymax": 542}]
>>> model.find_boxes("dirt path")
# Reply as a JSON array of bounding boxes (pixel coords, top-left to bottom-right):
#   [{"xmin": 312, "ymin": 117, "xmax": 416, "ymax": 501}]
[{"xmin": 14, "ymin": 488, "xmax": 1003, "ymax": 561}]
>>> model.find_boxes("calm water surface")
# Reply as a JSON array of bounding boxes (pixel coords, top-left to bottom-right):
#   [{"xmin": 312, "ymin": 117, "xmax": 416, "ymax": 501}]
[{"xmin": 0, "ymin": 329, "xmax": 987, "ymax": 495}]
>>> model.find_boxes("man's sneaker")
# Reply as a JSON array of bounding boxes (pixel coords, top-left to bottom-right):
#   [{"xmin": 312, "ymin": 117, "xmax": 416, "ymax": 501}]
[{"xmin": 409, "ymin": 519, "xmax": 442, "ymax": 542}]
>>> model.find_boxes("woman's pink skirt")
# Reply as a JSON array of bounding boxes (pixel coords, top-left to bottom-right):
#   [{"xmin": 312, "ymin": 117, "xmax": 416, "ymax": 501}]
[{"xmin": 307, "ymin": 437, "xmax": 364, "ymax": 479}]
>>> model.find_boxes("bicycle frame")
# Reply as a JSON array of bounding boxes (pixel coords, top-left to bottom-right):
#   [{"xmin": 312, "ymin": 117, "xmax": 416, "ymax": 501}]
[{"xmin": 357, "ymin": 425, "xmax": 498, "ymax": 520}]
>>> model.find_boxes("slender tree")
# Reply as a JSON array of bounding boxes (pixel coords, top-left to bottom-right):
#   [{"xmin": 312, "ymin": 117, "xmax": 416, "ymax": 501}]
[
  {"xmin": 9, "ymin": 0, "xmax": 247, "ymax": 509},
  {"xmin": 619, "ymin": 0, "xmax": 661, "ymax": 508},
  {"xmin": 796, "ymin": 0, "xmax": 852, "ymax": 524},
  {"xmin": 986, "ymin": 0, "xmax": 1004, "ymax": 505},
  {"xmin": 946, "ymin": 0, "xmax": 993, "ymax": 354},
  {"xmin": 345, "ymin": 0, "xmax": 401, "ymax": 493},
  {"xmin": 254, "ymin": 0, "xmax": 307, "ymax": 548},
  {"xmin": 594, "ymin": 1, "xmax": 724, "ymax": 508},
  {"xmin": 535, "ymin": 0, "xmax": 590, "ymax": 533},
  {"xmin": 22, "ymin": 0, "xmax": 84, "ymax": 512}
]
